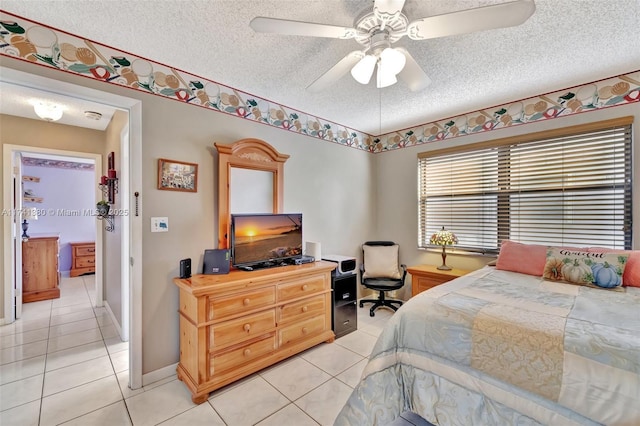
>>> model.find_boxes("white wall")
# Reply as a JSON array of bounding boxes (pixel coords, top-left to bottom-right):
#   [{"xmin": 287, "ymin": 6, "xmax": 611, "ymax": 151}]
[
  {"xmin": 103, "ymin": 110, "xmax": 128, "ymax": 331},
  {"xmin": 375, "ymin": 102, "xmax": 640, "ymax": 299}
]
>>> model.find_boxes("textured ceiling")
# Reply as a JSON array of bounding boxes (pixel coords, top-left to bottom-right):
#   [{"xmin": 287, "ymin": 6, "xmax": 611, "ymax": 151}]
[
  {"xmin": 1, "ymin": 0, "xmax": 639, "ymax": 135},
  {"xmin": 0, "ymin": 81, "xmax": 116, "ymax": 130}
]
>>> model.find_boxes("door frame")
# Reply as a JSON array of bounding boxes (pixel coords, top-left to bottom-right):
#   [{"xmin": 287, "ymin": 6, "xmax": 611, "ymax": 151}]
[
  {"xmin": 0, "ymin": 67, "xmax": 143, "ymax": 389},
  {"xmin": 4, "ymin": 145, "xmax": 103, "ymax": 305}
]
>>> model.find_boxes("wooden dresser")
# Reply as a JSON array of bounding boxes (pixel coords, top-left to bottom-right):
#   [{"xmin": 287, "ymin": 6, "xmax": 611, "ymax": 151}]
[
  {"xmin": 407, "ymin": 264, "xmax": 471, "ymax": 297},
  {"xmin": 70, "ymin": 242, "xmax": 96, "ymax": 277},
  {"xmin": 22, "ymin": 235, "xmax": 60, "ymax": 302},
  {"xmin": 173, "ymin": 261, "xmax": 336, "ymax": 403}
]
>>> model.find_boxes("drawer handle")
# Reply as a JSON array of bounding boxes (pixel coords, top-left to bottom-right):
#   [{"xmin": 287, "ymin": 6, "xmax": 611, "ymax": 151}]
[
  {"xmin": 88, "ymin": 249, "xmax": 95, "ymax": 253},
  {"xmin": 302, "ymin": 284, "xmax": 308, "ymax": 291},
  {"xmin": 302, "ymin": 327, "xmax": 308, "ymax": 334},
  {"xmin": 243, "ymin": 323, "xmax": 251, "ymax": 332},
  {"xmin": 88, "ymin": 260, "xmax": 95, "ymax": 264},
  {"xmin": 302, "ymin": 306, "xmax": 308, "ymax": 313},
  {"xmin": 243, "ymin": 298, "xmax": 250, "ymax": 306},
  {"xmin": 243, "ymin": 348, "xmax": 251, "ymax": 357}
]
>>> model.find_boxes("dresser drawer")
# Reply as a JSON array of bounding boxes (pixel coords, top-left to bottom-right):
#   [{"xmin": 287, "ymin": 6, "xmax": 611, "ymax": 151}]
[
  {"xmin": 210, "ymin": 334, "xmax": 276, "ymax": 377},
  {"xmin": 208, "ymin": 287, "xmax": 275, "ymax": 321},
  {"xmin": 210, "ymin": 309, "xmax": 276, "ymax": 349},
  {"xmin": 277, "ymin": 275, "xmax": 326, "ymax": 302},
  {"xmin": 278, "ymin": 315, "xmax": 326, "ymax": 348},
  {"xmin": 414, "ymin": 276, "xmax": 446, "ymax": 293},
  {"xmin": 75, "ymin": 257, "xmax": 96, "ymax": 268},
  {"xmin": 278, "ymin": 294, "xmax": 325, "ymax": 324},
  {"xmin": 75, "ymin": 246, "xmax": 95, "ymax": 256}
]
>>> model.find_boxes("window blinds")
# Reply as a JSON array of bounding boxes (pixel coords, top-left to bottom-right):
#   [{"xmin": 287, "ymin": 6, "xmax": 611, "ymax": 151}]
[{"xmin": 418, "ymin": 118, "xmax": 633, "ymax": 254}]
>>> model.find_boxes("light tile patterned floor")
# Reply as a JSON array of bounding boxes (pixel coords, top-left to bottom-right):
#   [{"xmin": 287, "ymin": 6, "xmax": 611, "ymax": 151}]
[{"xmin": 0, "ymin": 275, "xmax": 397, "ymax": 425}]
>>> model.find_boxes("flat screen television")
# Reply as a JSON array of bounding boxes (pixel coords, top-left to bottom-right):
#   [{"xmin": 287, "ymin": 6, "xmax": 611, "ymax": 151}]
[{"xmin": 230, "ymin": 213, "xmax": 303, "ymax": 269}]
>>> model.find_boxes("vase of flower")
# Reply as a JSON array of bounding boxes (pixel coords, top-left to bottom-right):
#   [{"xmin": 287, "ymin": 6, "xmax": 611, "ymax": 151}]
[{"xmin": 96, "ymin": 200, "xmax": 110, "ymax": 217}]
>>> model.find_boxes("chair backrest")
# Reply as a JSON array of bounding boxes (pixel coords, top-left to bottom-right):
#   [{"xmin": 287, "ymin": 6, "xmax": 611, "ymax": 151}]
[{"xmin": 361, "ymin": 241, "xmax": 403, "ymax": 281}]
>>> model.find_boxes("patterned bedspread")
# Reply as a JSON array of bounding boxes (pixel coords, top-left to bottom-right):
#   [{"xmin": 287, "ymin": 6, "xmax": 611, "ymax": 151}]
[{"xmin": 335, "ymin": 267, "xmax": 640, "ymax": 426}]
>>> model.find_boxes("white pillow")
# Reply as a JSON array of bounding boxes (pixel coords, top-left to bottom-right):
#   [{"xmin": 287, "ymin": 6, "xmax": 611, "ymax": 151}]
[{"xmin": 363, "ymin": 245, "xmax": 401, "ymax": 279}]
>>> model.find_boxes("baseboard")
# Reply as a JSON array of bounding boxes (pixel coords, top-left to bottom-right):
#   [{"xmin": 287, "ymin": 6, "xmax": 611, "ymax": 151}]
[
  {"xmin": 142, "ymin": 363, "xmax": 178, "ymax": 387},
  {"xmin": 103, "ymin": 301, "xmax": 124, "ymax": 340}
]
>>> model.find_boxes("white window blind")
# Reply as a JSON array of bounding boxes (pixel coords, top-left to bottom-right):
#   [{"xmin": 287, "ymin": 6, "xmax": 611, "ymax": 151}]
[{"xmin": 418, "ymin": 118, "xmax": 633, "ymax": 253}]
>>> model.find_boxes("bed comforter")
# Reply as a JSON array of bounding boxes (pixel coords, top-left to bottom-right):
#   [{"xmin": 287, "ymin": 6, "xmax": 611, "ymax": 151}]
[{"xmin": 335, "ymin": 267, "xmax": 640, "ymax": 426}]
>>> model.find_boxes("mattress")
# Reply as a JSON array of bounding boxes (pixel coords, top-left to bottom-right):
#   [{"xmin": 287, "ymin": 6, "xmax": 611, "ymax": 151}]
[{"xmin": 335, "ymin": 267, "xmax": 640, "ymax": 425}]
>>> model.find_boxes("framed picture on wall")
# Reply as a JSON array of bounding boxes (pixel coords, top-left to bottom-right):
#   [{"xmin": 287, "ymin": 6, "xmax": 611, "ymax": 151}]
[{"xmin": 157, "ymin": 158, "xmax": 198, "ymax": 192}]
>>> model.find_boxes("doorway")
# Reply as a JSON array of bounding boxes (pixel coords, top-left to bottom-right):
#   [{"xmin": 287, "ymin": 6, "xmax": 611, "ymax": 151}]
[{"xmin": 0, "ymin": 67, "xmax": 143, "ymax": 389}]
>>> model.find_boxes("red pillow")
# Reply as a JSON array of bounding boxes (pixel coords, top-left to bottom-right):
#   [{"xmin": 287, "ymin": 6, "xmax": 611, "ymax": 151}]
[
  {"xmin": 496, "ymin": 240, "xmax": 547, "ymax": 276},
  {"xmin": 587, "ymin": 248, "xmax": 640, "ymax": 287}
]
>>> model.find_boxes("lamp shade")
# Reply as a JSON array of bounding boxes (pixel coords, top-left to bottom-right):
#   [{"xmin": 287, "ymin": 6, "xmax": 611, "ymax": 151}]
[
  {"xmin": 22, "ymin": 207, "xmax": 38, "ymax": 221},
  {"xmin": 34, "ymin": 102, "xmax": 63, "ymax": 122},
  {"xmin": 350, "ymin": 54, "xmax": 377, "ymax": 85},
  {"xmin": 429, "ymin": 226, "xmax": 457, "ymax": 246},
  {"xmin": 379, "ymin": 47, "xmax": 406, "ymax": 76},
  {"xmin": 376, "ymin": 61, "xmax": 398, "ymax": 88}
]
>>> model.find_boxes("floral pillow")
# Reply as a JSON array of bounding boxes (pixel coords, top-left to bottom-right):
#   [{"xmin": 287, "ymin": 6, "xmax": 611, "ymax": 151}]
[{"xmin": 543, "ymin": 247, "xmax": 629, "ymax": 290}]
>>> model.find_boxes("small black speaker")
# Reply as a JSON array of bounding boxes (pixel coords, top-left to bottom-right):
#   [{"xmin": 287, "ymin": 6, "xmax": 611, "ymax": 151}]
[{"xmin": 179, "ymin": 258, "xmax": 191, "ymax": 278}]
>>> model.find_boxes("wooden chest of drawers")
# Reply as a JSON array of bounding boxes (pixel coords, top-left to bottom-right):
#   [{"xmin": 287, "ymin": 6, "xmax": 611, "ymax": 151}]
[
  {"xmin": 173, "ymin": 261, "xmax": 336, "ymax": 403},
  {"xmin": 70, "ymin": 242, "xmax": 95, "ymax": 277},
  {"xmin": 22, "ymin": 235, "xmax": 60, "ymax": 303},
  {"xmin": 407, "ymin": 264, "xmax": 471, "ymax": 297}
]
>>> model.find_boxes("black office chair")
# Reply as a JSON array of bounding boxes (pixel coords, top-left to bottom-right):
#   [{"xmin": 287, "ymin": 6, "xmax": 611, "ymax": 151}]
[{"xmin": 359, "ymin": 241, "xmax": 407, "ymax": 317}]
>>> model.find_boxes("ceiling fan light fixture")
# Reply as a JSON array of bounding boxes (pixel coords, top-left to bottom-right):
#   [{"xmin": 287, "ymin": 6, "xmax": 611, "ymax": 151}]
[
  {"xmin": 379, "ymin": 47, "xmax": 406, "ymax": 75},
  {"xmin": 376, "ymin": 62, "xmax": 397, "ymax": 88},
  {"xmin": 350, "ymin": 54, "xmax": 377, "ymax": 84},
  {"xmin": 33, "ymin": 102, "xmax": 63, "ymax": 122}
]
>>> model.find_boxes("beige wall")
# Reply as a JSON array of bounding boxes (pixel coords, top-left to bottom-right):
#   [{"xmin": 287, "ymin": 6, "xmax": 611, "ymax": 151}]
[
  {"xmin": 103, "ymin": 110, "xmax": 128, "ymax": 329},
  {"xmin": 0, "ymin": 58, "xmax": 376, "ymax": 374},
  {"xmin": 0, "ymin": 113, "xmax": 106, "ymax": 317},
  {"xmin": 375, "ymin": 102, "xmax": 640, "ymax": 299}
]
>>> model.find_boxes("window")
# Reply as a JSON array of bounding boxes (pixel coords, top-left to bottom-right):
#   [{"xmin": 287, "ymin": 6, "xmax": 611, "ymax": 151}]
[{"xmin": 418, "ymin": 117, "xmax": 633, "ymax": 254}]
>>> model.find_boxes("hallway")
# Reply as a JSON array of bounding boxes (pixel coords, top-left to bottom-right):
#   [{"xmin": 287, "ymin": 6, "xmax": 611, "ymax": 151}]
[{"xmin": 0, "ymin": 275, "xmax": 131, "ymax": 425}]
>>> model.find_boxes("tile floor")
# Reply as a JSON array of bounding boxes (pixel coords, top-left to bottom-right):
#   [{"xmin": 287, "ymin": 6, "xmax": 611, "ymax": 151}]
[{"xmin": 0, "ymin": 275, "xmax": 396, "ymax": 425}]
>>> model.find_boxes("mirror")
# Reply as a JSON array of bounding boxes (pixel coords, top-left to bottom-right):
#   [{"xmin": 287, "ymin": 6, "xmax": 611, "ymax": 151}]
[
  {"xmin": 230, "ymin": 168, "xmax": 273, "ymax": 213},
  {"xmin": 215, "ymin": 138, "xmax": 289, "ymax": 249}
]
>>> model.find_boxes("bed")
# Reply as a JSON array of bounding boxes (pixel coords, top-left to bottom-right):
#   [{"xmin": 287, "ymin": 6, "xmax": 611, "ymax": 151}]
[{"xmin": 335, "ymin": 265, "xmax": 640, "ymax": 425}]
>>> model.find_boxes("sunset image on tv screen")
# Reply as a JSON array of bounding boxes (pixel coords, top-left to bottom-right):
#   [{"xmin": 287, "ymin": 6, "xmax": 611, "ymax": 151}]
[{"xmin": 233, "ymin": 214, "xmax": 302, "ymax": 265}]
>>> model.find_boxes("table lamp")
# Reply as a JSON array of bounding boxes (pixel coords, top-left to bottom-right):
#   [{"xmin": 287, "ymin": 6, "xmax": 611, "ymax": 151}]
[
  {"xmin": 22, "ymin": 207, "xmax": 38, "ymax": 240},
  {"xmin": 430, "ymin": 226, "xmax": 458, "ymax": 270}
]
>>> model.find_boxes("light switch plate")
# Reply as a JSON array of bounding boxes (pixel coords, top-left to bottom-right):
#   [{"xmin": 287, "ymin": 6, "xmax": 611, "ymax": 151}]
[{"xmin": 151, "ymin": 217, "xmax": 168, "ymax": 232}]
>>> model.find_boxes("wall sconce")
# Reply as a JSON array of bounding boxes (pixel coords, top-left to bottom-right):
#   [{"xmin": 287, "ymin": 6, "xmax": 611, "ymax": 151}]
[
  {"xmin": 98, "ymin": 152, "xmax": 118, "ymax": 204},
  {"xmin": 97, "ymin": 152, "xmax": 118, "ymax": 232},
  {"xmin": 99, "ymin": 170, "xmax": 118, "ymax": 204}
]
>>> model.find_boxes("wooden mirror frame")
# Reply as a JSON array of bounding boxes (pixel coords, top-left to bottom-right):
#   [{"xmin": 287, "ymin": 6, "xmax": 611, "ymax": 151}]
[{"xmin": 214, "ymin": 138, "xmax": 290, "ymax": 249}]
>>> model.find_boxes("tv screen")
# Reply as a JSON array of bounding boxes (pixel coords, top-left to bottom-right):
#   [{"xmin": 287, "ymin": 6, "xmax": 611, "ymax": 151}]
[{"xmin": 231, "ymin": 213, "xmax": 303, "ymax": 268}]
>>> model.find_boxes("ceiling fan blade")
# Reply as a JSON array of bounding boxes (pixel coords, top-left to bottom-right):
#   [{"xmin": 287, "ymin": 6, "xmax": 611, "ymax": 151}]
[
  {"xmin": 407, "ymin": 0, "xmax": 536, "ymax": 40},
  {"xmin": 374, "ymin": 0, "xmax": 407, "ymax": 22},
  {"xmin": 307, "ymin": 51, "xmax": 364, "ymax": 92},
  {"xmin": 250, "ymin": 17, "xmax": 356, "ymax": 39},
  {"xmin": 395, "ymin": 48, "xmax": 431, "ymax": 92}
]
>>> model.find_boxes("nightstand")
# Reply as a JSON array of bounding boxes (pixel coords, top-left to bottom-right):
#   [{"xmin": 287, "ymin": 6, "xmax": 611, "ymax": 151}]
[{"xmin": 407, "ymin": 265, "xmax": 471, "ymax": 297}]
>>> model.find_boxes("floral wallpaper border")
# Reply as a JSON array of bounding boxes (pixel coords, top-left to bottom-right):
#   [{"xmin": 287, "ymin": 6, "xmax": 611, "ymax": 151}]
[
  {"xmin": 22, "ymin": 156, "xmax": 94, "ymax": 170},
  {"xmin": 1, "ymin": 11, "xmax": 638, "ymax": 154}
]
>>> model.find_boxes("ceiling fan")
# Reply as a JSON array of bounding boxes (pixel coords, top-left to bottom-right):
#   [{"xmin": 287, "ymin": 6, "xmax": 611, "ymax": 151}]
[{"xmin": 250, "ymin": 0, "xmax": 535, "ymax": 92}]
